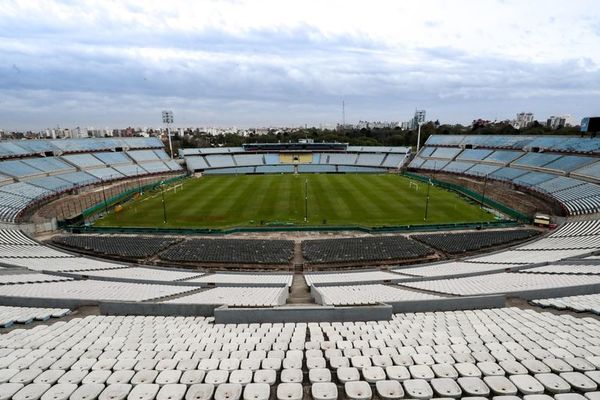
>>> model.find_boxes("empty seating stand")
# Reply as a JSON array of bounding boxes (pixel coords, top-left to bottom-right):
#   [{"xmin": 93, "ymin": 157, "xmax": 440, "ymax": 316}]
[
  {"xmin": 412, "ymin": 229, "xmax": 540, "ymax": 254},
  {"xmin": 160, "ymin": 239, "xmax": 294, "ymax": 265},
  {"xmin": 51, "ymin": 235, "xmax": 180, "ymax": 259},
  {"xmin": 302, "ymin": 236, "xmax": 434, "ymax": 264}
]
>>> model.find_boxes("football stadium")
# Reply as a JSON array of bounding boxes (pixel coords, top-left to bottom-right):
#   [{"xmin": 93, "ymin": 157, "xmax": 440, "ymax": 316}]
[{"xmin": 0, "ymin": 135, "xmax": 599, "ymax": 400}]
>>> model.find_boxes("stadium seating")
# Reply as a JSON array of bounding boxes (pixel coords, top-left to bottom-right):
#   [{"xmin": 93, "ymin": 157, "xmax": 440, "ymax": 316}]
[
  {"xmin": 187, "ymin": 273, "xmax": 292, "ymax": 286},
  {"xmin": 304, "ymin": 270, "xmax": 405, "ymax": 286},
  {"xmin": 315, "ymin": 284, "xmax": 444, "ymax": 305},
  {"xmin": 183, "ymin": 146, "xmax": 409, "ymax": 173},
  {"xmin": 160, "ymin": 239, "xmax": 294, "ymax": 264},
  {"xmin": 410, "ymin": 135, "xmax": 600, "ymax": 215},
  {"xmin": 302, "ymin": 236, "xmax": 434, "ymax": 264},
  {"xmin": 165, "ymin": 286, "xmax": 288, "ymax": 307},
  {"xmin": 0, "ymin": 305, "xmax": 70, "ymax": 327},
  {"xmin": 51, "ymin": 235, "xmax": 179, "ymax": 258},
  {"xmin": 411, "ymin": 229, "xmax": 540, "ymax": 254},
  {"xmin": 0, "ymin": 308, "xmax": 597, "ymax": 400}
]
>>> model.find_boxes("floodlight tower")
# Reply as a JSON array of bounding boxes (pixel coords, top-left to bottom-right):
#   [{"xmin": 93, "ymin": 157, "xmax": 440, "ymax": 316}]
[{"xmin": 162, "ymin": 110, "xmax": 174, "ymax": 159}]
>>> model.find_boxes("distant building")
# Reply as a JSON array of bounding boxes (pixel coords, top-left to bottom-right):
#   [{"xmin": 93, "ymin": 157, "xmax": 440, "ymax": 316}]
[
  {"xmin": 410, "ymin": 110, "xmax": 426, "ymax": 129},
  {"xmin": 546, "ymin": 115, "xmax": 574, "ymax": 129},
  {"xmin": 515, "ymin": 112, "xmax": 534, "ymax": 129}
]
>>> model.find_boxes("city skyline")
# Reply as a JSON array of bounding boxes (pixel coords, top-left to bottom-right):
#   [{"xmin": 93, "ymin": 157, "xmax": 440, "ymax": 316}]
[{"xmin": 1, "ymin": 0, "xmax": 599, "ymax": 130}]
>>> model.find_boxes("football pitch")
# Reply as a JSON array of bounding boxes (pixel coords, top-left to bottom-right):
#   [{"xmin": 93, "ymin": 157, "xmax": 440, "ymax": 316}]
[{"xmin": 94, "ymin": 174, "xmax": 497, "ymax": 229}]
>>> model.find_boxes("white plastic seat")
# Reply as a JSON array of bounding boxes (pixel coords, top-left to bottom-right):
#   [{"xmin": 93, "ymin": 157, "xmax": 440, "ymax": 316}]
[
  {"xmin": 279, "ymin": 369, "xmax": 302, "ymax": 384},
  {"xmin": 344, "ymin": 381, "xmax": 372, "ymax": 400},
  {"xmin": 454, "ymin": 363, "xmax": 482, "ymax": 378},
  {"xmin": 99, "ymin": 384, "xmax": 132, "ymax": 400},
  {"xmin": 403, "ymin": 379, "xmax": 433, "ymax": 400},
  {"xmin": 560, "ymin": 372, "xmax": 598, "ymax": 392},
  {"xmin": 127, "ymin": 384, "xmax": 160, "ymax": 400},
  {"xmin": 483, "ymin": 376, "xmax": 518, "ymax": 395},
  {"xmin": 282, "ymin": 358, "xmax": 301, "ymax": 370},
  {"xmin": 363, "ymin": 366, "xmax": 386, "ymax": 383},
  {"xmin": 522, "ymin": 360, "xmax": 551, "ymax": 374},
  {"xmin": 432, "ymin": 364, "xmax": 458, "ymax": 379},
  {"xmin": 261, "ymin": 358, "xmax": 281, "ymax": 371},
  {"xmin": 83, "ymin": 370, "xmax": 112, "ymax": 385},
  {"xmin": 306, "ymin": 358, "xmax": 326, "ymax": 370},
  {"xmin": 329, "ymin": 357, "xmax": 349, "ymax": 369},
  {"xmin": 57, "ymin": 370, "xmax": 88, "ymax": 385},
  {"xmin": 308, "ymin": 368, "xmax": 330, "ymax": 384},
  {"xmin": 131, "ymin": 370, "xmax": 158, "ymax": 385},
  {"xmin": 40, "ymin": 383, "xmax": 77, "ymax": 400},
  {"xmin": 253, "ymin": 370, "xmax": 276, "ymax": 385},
  {"xmin": 351, "ymin": 356, "xmax": 371, "ymax": 368},
  {"xmin": 457, "ymin": 377, "xmax": 490, "ymax": 396},
  {"xmin": 375, "ymin": 380, "xmax": 403, "ymax": 400},
  {"xmin": 430, "ymin": 377, "xmax": 462, "ymax": 398},
  {"xmin": 508, "ymin": 374, "xmax": 544, "ymax": 394},
  {"xmin": 0, "ymin": 382, "xmax": 24, "ymax": 400},
  {"xmin": 337, "ymin": 367, "xmax": 359, "ymax": 383},
  {"xmin": 311, "ymin": 382, "xmax": 337, "ymax": 400},
  {"xmin": 543, "ymin": 358, "xmax": 573, "ymax": 373},
  {"xmin": 534, "ymin": 373, "xmax": 571, "ymax": 394},
  {"xmin": 156, "ymin": 371, "xmax": 182, "ymax": 385},
  {"xmin": 205, "ymin": 370, "xmax": 229, "ymax": 386},
  {"xmin": 214, "ymin": 383, "xmax": 242, "ymax": 400},
  {"xmin": 276, "ymin": 383, "xmax": 302, "ymax": 400},
  {"xmin": 584, "ymin": 393, "xmax": 600, "ymax": 400},
  {"xmin": 240, "ymin": 359, "xmax": 261, "ymax": 372},
  {"xmin": 554, "ymin": 395, "xmax": 588, "ymax": 400},
  {"xmin": 107, "ymin": 371, "xmax": 135, "ymax": 385},
  {"xmin": 522, "ymin": 395, "xmax": 554, "ymax": 400},
  {"xmin": 10, "ymin": 369, "xmax": 43, "ymax": 384},
  {"xmin": 12, "ymin": 383, "xmax": 50, "ymax": 400},
  {"xmin": 566, "ymin": 358, "xmax": 596, "ymax": 372},
  {"xmin": 477, "ymin": 362, "xmax": 504, "ymax": 377},
  {"xmin": 198, "ymin": 359, "xmax": 220, "ymax": 372},
  {"xmin": 499, "ymin": 361, "xmax": 528, "ymax": 375},
  {"xmin": 219, "ymin": 359, "xmax": 241, "ymax": 372},
  {"xmin": 179, "ymin": 371, "xmax": 204, "ymax": 385},
  {"xmin": 70, "ymin": 383, "xmax": 106, "ymax": 400},
  {"xmin": 157, "ymin": 384, "xmax": 187, "ymax": 400},
  {"xmin": 229, "ymin": 370, "xmax": 252, "ymax": 386},
  {"xmin": 409, "ymin": 365, "xmax": 434, "ymax": 380},
  {"xmin": 242, "ymin": 383, "xmax": 269, "ymax": 400},
  {"xmin": 185, "ymin": 384, "xmax": 214, "ymax": 400}
]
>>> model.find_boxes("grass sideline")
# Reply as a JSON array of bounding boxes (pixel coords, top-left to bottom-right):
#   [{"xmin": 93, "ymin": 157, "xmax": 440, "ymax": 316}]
[{"xmin": 94, "ymin": 173, "xmax": 497, "ymax": 229}]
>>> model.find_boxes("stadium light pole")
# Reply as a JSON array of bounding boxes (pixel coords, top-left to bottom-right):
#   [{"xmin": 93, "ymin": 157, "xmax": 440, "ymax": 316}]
[
  {"xmin": 416, "ymin": 122, "xmax": 423, "ymax": 154},
  {"xmin": 162, "ymin": 110, "xmax": 174, "ymax": 159},
  {"xmin": 481, "ymin": 174, "xmax": 488, "ymax": 209},
  {"xmin": 424, "ymin": 178, "xmax": 431, "ymax": 221},
  {"xmin": 161, "ymin": 182, "xmax": 168, "ymax": 224},
  {"xmin": 304, "ymin": 179, "xmax": 308, "ymax": 223}
]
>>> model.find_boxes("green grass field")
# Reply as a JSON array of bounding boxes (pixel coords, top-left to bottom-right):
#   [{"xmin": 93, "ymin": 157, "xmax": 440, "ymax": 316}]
[{"xmin": 94, "ymin": 174, "xmax": 496, "ymax": 229}]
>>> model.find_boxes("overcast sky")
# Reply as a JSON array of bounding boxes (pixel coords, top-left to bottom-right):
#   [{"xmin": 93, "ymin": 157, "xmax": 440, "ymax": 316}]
[{"xmin": 1, "ymin": 0, "xmax": 599, "ymax": 130}]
